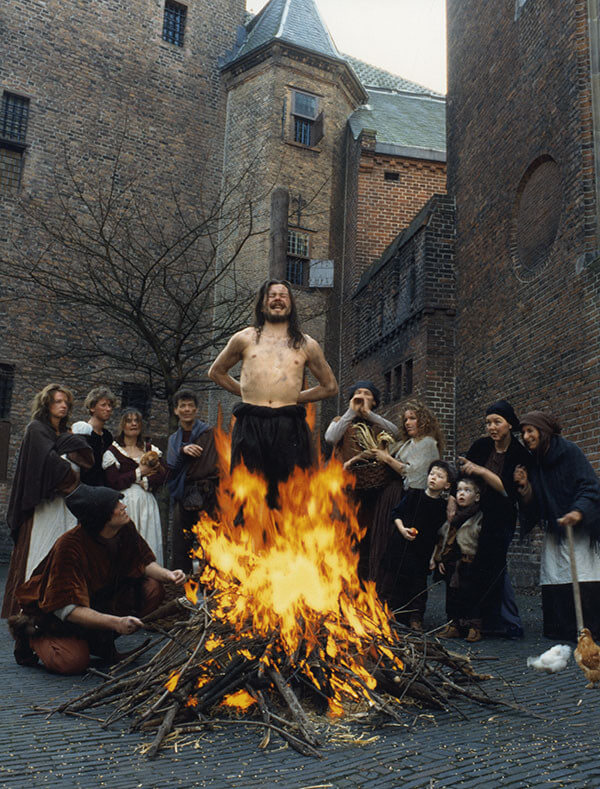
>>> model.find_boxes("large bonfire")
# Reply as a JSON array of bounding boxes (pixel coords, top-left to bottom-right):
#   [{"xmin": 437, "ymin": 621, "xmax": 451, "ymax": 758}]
[{"xmin": 48, "ymin": 412, "xmax": 513, "ymax": 758}]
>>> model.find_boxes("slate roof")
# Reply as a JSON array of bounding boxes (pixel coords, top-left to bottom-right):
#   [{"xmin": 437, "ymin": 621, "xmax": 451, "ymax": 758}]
[
  {"xmin": 348, "ymin": 89, "xmax": 446, "ymax": 153},
  {"xmin": 344, "ymin": 54, "xmax": 443, "ymax": 97},
  {"xmin": 232, "ymin": 0, "xmax": 343, "ymax": 64}
]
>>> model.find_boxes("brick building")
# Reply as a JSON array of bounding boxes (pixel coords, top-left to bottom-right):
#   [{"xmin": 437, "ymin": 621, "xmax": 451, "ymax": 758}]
[
  {"xmin": 348, "ymin": 194, "xmax": 455, "ymax": 448},
  {"xmin": 0, "ymin": 0, "xmax": 446, "ymax": 559},
  {"xmin": 447, "ymin": 0, "xmax": 600, "ymax": 584}
]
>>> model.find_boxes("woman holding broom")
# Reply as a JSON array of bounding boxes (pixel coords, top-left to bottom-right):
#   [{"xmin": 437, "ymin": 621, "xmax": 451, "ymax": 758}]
[{"xmin": 515, "ymin": 411, "xmax": 600, "ymax": 641}]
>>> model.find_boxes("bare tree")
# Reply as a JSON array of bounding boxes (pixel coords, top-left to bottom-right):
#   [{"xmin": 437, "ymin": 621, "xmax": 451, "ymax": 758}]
[{"xmin": 0, "ymin": 139, "xmax": 273, "ymax": 427}]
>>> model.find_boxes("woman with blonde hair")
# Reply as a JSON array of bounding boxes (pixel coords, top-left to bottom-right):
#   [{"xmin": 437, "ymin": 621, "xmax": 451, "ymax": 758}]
[
  {"xmin": 368, "ymin": 399, "xmax": 445, "ymax": 624},
  {"xmin": 2, "ymin": 383, "xmax": 92, "ymax": 619},
  {"xmin": 103, "ymin": 408, "xmax": 167, "ymax": 563}
]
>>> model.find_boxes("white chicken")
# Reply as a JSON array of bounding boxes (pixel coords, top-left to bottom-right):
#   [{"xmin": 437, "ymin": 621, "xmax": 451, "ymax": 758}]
[{"xmin": 527, "ymin": 644, "xmax": 572, "ymax": 673}]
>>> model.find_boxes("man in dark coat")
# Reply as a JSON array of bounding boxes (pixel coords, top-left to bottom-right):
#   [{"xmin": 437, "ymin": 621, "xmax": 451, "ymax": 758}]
[
  {"xmin": 167, "ymin": 388, "xmax": 218, "ymax": 571},
  {"xmin": 9, "ymin": 484, "xmax": 186, "ymax": 673}
]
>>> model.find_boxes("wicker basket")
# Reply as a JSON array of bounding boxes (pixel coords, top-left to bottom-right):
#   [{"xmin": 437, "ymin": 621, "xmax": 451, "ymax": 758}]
[{"xmin": 350, "ymin": 459, "xmax": 392, "ymax": 490}]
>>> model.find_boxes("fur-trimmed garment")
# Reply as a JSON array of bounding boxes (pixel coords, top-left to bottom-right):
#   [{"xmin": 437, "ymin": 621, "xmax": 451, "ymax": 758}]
[{"xmin": 230, "ymin": 403, "xmax": 313, "ymax": 508}]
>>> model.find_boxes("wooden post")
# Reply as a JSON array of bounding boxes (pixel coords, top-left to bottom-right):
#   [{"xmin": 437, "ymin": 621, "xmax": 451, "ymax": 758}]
[{"xmin": 269, "ymin": 186, "xmax": 289, "ymax": 280}]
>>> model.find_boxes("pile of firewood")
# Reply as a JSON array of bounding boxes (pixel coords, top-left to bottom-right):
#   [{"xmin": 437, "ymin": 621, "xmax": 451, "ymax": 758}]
[{"xmin": 40, "ymin": 591, "xmax": 526, "ymax": 759}]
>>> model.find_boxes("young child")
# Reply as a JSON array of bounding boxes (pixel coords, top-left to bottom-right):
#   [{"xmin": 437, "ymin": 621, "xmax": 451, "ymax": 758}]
[
  {"xmin": 383, "ymin": 460, "xmax": 453, "ymax": 630},
  {"xmin": 431, "ymin": 475, "xmax": 483, "ymax": 642}
]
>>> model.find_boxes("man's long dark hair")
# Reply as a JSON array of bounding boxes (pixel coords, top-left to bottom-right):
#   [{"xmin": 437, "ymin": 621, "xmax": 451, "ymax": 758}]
[{"xmin": 253, "ymin": 279, "xmax": 306, "ymax": 348}]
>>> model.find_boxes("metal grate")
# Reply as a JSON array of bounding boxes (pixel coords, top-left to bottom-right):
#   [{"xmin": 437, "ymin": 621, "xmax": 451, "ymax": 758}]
[
  {"xmin": 286, "ymin": 257, "xmax": 306, "ymax": 286},
  {"xmin": 0, "ymin": 147, "xmax": 23, "ymax": 192},
  {"xmin": 294, "ymin": 117, "xmax": 312, "ymax": 146},
  {"xmin": 287, "ymin": 230, "xmax": 309, "ymax": 258},
  {"xmin": 162, "ymin": 1, "xmax": 187, "ymax": 47},
  {"xmin": 1, "ymin": 93, "xmax": 29, "ymax": 143}
]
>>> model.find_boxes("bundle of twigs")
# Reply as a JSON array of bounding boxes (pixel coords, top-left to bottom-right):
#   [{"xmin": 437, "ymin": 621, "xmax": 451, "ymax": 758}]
[{"xmin": 38, "ymin": 590, "xmax": 531, "ymax": 759}]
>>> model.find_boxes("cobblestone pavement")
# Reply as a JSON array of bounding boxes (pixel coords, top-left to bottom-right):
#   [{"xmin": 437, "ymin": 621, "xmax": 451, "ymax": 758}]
[{"xmin": 1, "ymin": 565, "xmax": 599, "ymax": 789}]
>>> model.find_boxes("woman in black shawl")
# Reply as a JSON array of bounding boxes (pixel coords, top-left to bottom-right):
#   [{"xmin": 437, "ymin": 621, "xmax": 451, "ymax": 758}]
[
  {"xmin": 2, "ymin": 384, "xmax": 92, "ymax": 618},
  {"xmin": 515, "ymin": 412, "xmax": 600, "ymax": 641},
  {"xmin": 458, "ymin": 400, "xmax": 530, "ymax": 637}
]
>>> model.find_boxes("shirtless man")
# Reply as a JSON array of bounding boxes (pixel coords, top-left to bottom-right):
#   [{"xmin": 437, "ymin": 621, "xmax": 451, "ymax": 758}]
[{"xmin": 208, "ymin": 279, "xmax": 338, "ymax": 505}]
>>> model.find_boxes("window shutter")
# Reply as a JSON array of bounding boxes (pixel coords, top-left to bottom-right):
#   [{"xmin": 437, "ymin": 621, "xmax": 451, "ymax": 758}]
[{"xmin": 311, "ymin": 112, "xmax": 324, "ymax": 146}]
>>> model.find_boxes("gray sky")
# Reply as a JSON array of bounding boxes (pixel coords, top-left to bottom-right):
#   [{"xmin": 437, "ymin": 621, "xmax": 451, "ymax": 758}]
[{"xmin": 247, "ymin": 0, "xmax": 447, "ymax": 94}]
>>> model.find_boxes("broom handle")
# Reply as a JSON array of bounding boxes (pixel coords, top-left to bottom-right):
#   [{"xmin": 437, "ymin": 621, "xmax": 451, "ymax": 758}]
[{"xmin": 565, "ymin": 522, "xmax": 585, "ymax": 634}]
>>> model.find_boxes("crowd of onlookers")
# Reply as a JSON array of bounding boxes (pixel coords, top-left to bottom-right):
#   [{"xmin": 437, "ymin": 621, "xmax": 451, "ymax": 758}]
[
  {"xmin": 326, "ymin": 381, "xmax": 600, "ymax": 645},
  {"xmin": 2, "ymin": 379, "xmax": 600, "ymax": 675}
]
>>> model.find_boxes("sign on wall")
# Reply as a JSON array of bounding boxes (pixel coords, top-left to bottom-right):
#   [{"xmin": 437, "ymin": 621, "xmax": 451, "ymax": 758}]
[{"xmin": 309, "ymin": 259, "xmax": 334, "ymax": 288}]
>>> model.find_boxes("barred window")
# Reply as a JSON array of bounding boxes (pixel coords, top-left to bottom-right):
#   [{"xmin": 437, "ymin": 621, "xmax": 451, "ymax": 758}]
[
  {"xmin": 162, "ymin": 1, "xmax": 187, "ymax": 47},
  {"xmin": 292, "ymin": 90, "xmax": 323, "ymax": 147},
  {"xmin": 286, "ymin": 229, "xmax": 310, "ymax": 286},
  {"xmin": 287, "ymin": 230, "xmax": 310, "ymax": 258},
  {"xmin": 0, "ymin": 147, "xmax": 23, "ymax": 192},
  {"xmin": 121, "ymin": 382, "xmax": 152, "ymax": 418},
  {"xmin": 1, "ymin": 93, "xmax": 29, "ymax": 143},
  {"xmin": 0, "ymin": 93, "xmax": 29, "ymax": 194}
]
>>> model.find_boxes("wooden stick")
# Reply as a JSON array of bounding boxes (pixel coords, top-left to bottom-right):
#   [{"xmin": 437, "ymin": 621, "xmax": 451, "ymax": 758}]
[
  {"xmin": 269, "ymin": 666, "xmax": 321, "ymax": 747},
  {"xmin": 565, "ymin": 522, "xmax": 585, "ymax": 634}
]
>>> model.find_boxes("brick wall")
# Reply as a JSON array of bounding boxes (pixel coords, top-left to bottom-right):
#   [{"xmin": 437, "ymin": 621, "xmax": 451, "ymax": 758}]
[
  {"xmin": 447, "ymin": 0, "xmax": 599, "ymax": 584},
  {"xmin": 0, "ymin": 0, "xmax": 245, "ymax": 559},
  {"xmin": 355, "ymin": 147, "xmax": 447, "ymax": 285},
  {"xmin": 343, "ymin": 194, "xmax": 456, "ymax": 450}
]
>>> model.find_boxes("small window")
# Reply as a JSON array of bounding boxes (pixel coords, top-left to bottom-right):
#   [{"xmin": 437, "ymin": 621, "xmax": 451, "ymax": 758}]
[
  {"xmin": 393, "ymin": 365, "xmax": 402, "ymax": 400},
  {"xmin": 163, "ymin": 1, "xmax": 187, "ymax": 47},
  {"xmin": 287, "ymin": 229, "xmax": 310, "ymax": 258},
  {"xmin": 1, "ymin": 93, "xmax": 29, "ymax": 143},
  {"xmin": 0, "ymin": 93, "xmax": 29, "ymax": 194},
  {"xmin": 383, "ymin": 371, "xmax": 392, "ymax": 405},
  {"xmin": 384, "ymin": 171, "xmax": 399, "ymax": 182},
  {"xmin": 0, "ymin": 364, "xmax": 15, "ymax": 419},
  {"xmin": 408, "ymin": 265, "xmax": 417, "ymax": 304},
  {"xmin": 404, "ymin": 359, "xmax": 413, "ymax": 395},
  {"xmin": 0, "ymin": 147, "xmax": 24, "ymax": 192},
  {"xmin": 121, "ymin": 382, "xmax": 152, "ymax": 418},
  {"xmin": 286, "ymin": 228, "xmax": 310, "ymax": 285},
  {"xmin": 292, "ymin": 90, "xmax": 324, "ymax": 147}
]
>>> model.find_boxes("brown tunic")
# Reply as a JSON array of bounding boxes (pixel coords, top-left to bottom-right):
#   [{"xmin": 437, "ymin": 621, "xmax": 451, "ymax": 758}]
[{"xmin": 17, "ymin": 521, "xmax": 155, "ymax": 616}]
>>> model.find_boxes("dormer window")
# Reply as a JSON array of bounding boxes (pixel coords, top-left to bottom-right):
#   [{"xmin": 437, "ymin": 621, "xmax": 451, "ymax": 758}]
[{"xmin": 292, "ymin": 90, "xmax": 323, "ymax": 147}]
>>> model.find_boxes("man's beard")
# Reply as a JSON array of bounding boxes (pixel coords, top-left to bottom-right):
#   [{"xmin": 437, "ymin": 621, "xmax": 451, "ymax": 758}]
[
  {"xmin": 265, "ymin": 312, "xmax": 288, "ymax": 324},
  {"xmin": 264, "ymin": 306, "xmax": 290, "ymax": 324}
]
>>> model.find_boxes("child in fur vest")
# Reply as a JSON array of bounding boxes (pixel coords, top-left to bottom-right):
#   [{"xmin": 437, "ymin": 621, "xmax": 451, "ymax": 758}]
[{"xmin": 431, "ymin": 475, "xmax": 484, "ymax": 642}]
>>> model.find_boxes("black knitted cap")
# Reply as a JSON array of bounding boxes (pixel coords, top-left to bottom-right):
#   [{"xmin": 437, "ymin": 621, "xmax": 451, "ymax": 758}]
[{"xmin": 66, "ymin": 484, "xmax": 124, "ymax": 534}]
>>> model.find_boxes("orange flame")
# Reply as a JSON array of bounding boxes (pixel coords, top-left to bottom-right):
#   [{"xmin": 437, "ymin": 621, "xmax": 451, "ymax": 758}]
[
  {"xmin": 185, "ymin": 578, "xmax": 199, "ymax": 605},
  {"xmin": 165, "ymin": 670, "xmax": 180, "ymax": 692},
  {"xmin": 221, "ymin": 689, "xmax": 257, "ymax": 710},
  {"xmin": 189, "ymin": 420, "xmax": 404, "ymax": 714}
]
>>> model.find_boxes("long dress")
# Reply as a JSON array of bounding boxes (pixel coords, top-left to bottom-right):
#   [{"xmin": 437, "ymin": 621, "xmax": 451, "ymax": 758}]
[
  {"xmin": 369, "ymin": 436, "xmax": 440, "ymax": 598},
  {"xmin": 102, "ymin": 443, "xmax": 167, "ymax": 565},
  {"xmin": 466, "ymin": 435, "xmax": 531, "ymax": 637},
  {"xmin": 520, "ymin": 434, "xmax": 600, "ymax": 641}
]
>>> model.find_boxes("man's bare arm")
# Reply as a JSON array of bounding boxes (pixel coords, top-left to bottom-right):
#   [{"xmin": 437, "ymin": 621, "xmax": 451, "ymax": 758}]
[
  {"xmin": 208, "ymin": 331, "xmax": 248, "ymax": 396},
  {"xmin": 297, "ymin": 336, "xmax": 338, "ymax": 403}
]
